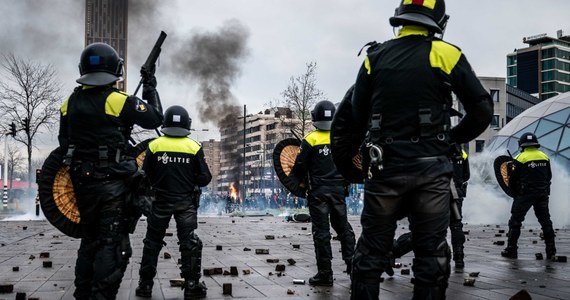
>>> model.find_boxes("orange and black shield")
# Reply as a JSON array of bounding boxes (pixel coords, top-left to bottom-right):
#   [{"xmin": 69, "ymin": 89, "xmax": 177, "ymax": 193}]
[
  {"xmin": 38, "ymin": 140, "xmax": 152, "ymax": 238},
  {"xmin": 493, "ymin": 155, "xmax": 514, "ymax": 198},
  {"xmin": 272, "ymin": 138, "xmax": 307, "ymax": 198}
]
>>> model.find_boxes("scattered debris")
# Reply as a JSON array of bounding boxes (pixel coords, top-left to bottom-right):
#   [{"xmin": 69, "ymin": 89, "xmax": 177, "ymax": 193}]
[
  {"xmin": 165, "ymin": 232, "xmax": 174, "ymax": 237},
  {"xmin": 498, "ymin": 229, "xmax": 505, "ymax": 233},
  {"xmin": 276, "ymin": 264, "xmax": 286, "ymax": 272},
  {"xmin": 265, "ymin": 235, "xmax": 275, "ymax": 240},
  {"xmin": 287, "ymin": 258, "xmax": 297, "ymax": 265},
  {"xmin": 0, "ymin": 284, "xmax": 14, "ymax": 293},
  {"xmin": 22, "ymin": 226, "xmax": 28, "ymax": 230},
  {"xmin": 256, "ymin": 249, "xmax": 269, "ymax": 255},
  {"xmin": 164, "ymin": 252, "xmax": 171, "ymax": 259},
  {"xmin": 535, "ymin": 253, "xmax": 543, "ymax": 260},
  {"xmin": 287, "ymin": 288, "xmax": 295, "ymax": 294},
  {"xmin": 552, "ymin": 255, "xmax": 567, "ymax": 262},
  {"xmin": 223, "ymin": 283, "xmax": 232, "ymax": 295},
  {"xmin": 401, "ymin": 269, "xmax": 410, "ymax": 275},
  {"xmin": 293, "ymin": 279, "xmax": 305, "ymax": 285},
  {"xmin": 223, "ymin": 270, "xmax": 231, "ymax": 275},
  {"xmin": 468, "ymin": 272, "xmax": 480, "ymax": 277},
  {"xmin": 29, "ymin": 255, "xmax": 36, "ymax": 260},
  {"xmin": 463, "ymin": 278, "xmax": 476, "ymax": 286},
  {"xmin": 216, "ymin": 245, "xmax": 223, "ymax": 251},
  {"xmin": 495, "ymin": 234, "xmax": 502, "ymax": 237},
  {"xmin": 301, "ymin": 227, "xmax": 307, "ymax": 230},
  {"xmin": 230, "ymin": 266, "xmax": 239, "ymax": 276},
  {"xmin": 12, "ymin": 266, "xmax": 19, "ymax": 272},
  {"xmin": 532, "ymin": 240, "xmax": 538, "ymax": 244},
  {"xmin": 292, "ymin": 244, "xmax": 300, "ymax": 249},
  {"xmin": 243, "ymin": 247, "xmax": 251, "ymax": 251},
  {"xmin": 170, "ymin": 279, "xmax": 185, "ymax": 287},
  {"xmin": 40, "ymin": 252, "xmax": 50, "ymax": 258},
  {"xmin": 509, "ymin": 289, "xmax": 532, "ymax": 300},
  {"xmin": 43, "ymin": 261, "xmax": 53, "ymax": 268},
  {"xmin": 267, "ymin": 258, "xmax": 279, "ymax": 263},
  {"xmin": 494, "ymin": 241, "xmax": 505, "ymax": 246},
  {"xmin": 15, "ymin": 292, "xmax": 26, "ymax": 300}
]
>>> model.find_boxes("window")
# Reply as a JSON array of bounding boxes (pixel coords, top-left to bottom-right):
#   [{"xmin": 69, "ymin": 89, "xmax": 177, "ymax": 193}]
[
  {"xmin": 490, "ymin": 89, "xmax": 500, "ymax": 102},
  {"xmin": 475, "ymin": 140, "xmax": 485, "ymax": 153},
  {"xmin": 491, "ymin": 115, "xmax": 500, "ymax": 128}
]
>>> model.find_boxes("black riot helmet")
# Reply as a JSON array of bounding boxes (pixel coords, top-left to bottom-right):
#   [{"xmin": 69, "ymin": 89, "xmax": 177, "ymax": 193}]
[
  {"xmin": 77, "ymin": 43, "xmax": 124, "ymax": 86},
  {"xmin": 311, "ymin": 100, "xmax": 336, "ymax": 131},
  {"xmin": 518, "ymin": 132, "xmax": 540, "ymax": 148},
  {"xmin": 161, "ymin": 105, "xmax": 192, "ymax": 137},
  {"xmin": 389, "ymin": 0, "xmax": 449, "ymax": 34}
]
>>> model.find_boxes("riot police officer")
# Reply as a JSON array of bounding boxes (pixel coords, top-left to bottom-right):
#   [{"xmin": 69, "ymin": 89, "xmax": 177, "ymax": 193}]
[
  {"xmin": 291, "ymin": 100, "xmax": 356, "ymax": 286},
  {"xmin": 348, "ymin": 0, "xmax": 493, "ymax": 298},
  {"xmin": 136, "ymin": 105, "xmax": 212, "ymax": 299},
  {"xmin": 58, "ymin": 42, "xmax": 163, "ymax": 299},
  {"xmin": 501, "ymin": 132, "xmax": 555, "ymax": 259}
]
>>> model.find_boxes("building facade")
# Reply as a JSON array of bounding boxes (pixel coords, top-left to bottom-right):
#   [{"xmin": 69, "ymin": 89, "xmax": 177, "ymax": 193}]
[
  {"xmin": 200, "ymin": 139, "xmax": 221, "ymax": 193},
  {"xmin": 85, "ymin": 0, "xmax": 128, "ymax": 91},
  {"xmin": 507, "ymin": 30, "xmax": 570, "ymax": 101},
  {"xmin": 217, "ymin": 107, "xmax": 303, "ymax": 198},
  {"xmin": 453, "ymin": 77, "xmax": 538, "ymax": 154}
]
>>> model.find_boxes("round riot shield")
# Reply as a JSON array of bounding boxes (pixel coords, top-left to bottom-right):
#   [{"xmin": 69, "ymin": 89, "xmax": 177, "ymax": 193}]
[
  {"xmin": 493, "ymin": 155, "xmax": 514, "ymax": 198},
  {"xmin": 272, "ymin": 138, "xmax": 307, "ymax": 198}
]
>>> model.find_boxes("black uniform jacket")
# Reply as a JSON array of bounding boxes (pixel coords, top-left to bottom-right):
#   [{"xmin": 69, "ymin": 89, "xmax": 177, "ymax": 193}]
[
  {"xmin": 510, "ymin": 147, "xmax": 551, "ymax": 195},
  {"xmin": 352, "ymin": 26, "xmax": 493, "ymax": 161},
  {"xmin": 142, "ymin": 136, "xmax": 212, "ymax": 199},
  {"xmin": 58, "ymin": 85, "xmax": 163, "ymax": 161},
  {"xmin": 292, "ymin": 129, "xmax": 346, "ymax": 189}
]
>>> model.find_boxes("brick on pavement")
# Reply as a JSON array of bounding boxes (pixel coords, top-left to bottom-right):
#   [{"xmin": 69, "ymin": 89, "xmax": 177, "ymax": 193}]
[{"xmin": 0, "ymin": 216, "xmax": 568, "ymax": 300}]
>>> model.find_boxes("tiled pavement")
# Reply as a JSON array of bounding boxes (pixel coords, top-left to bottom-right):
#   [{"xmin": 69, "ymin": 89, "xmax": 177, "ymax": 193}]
[{"xmin": 0, "ymin": 213, "xmax": 568, "ymax": 300}]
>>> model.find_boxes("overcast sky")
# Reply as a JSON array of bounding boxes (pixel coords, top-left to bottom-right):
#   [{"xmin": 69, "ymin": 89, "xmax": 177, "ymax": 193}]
[{"xmin": 1, "ymin": 0, "xmax": 569, "ymax": 155}]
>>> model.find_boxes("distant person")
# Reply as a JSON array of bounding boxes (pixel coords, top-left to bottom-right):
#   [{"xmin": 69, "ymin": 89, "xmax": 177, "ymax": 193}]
[
  {"xmin": 501, "ymin": 132, "xmax": 555, "ymax": 260},
  {"xmin": 58, "ymin": 42, "xmax": 163, "ymax": 299},
  {"xmin": 136, "ymin": 105, "xmax": 212, "ymax": 299},
  {"xmin": 346, "ymin": 0, "xmax": 493, "ymax": 298},
  {"xmin": 291, "ymin": 100, "xmax": 356, "ymax": 286}
]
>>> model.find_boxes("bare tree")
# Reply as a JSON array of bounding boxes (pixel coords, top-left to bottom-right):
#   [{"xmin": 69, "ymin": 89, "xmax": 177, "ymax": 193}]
[
  {"xmin": 0, "ymin": 53, "xmax": 63, "ymax": 188},
  {"xmin": 279, "ymin": 62, "xmax": 326, "ymax": 137}
]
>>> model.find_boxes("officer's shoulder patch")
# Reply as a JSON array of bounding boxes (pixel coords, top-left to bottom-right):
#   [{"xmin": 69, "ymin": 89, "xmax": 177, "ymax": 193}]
[{"xmin": 135, "ymin": 99, "xmax": 147, "ymax": 112}]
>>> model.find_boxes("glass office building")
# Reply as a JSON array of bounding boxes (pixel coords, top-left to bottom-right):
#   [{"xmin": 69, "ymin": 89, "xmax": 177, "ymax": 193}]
[{"xmin": 507, "ymin": 30, "xmax": 570, "ymax": 101}]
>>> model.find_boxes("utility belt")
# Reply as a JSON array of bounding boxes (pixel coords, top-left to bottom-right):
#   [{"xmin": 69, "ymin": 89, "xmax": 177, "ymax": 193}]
[
  {"xmin": 65, "ymin": 143, "xmax": 136, "ymax": 180},
  {"xmin": 364, "ymin": 110, "xmax": 450, "ymax": 179}
]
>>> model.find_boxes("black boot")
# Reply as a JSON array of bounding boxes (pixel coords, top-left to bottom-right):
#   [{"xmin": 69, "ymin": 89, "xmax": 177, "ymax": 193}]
[
  {"xmin": 183, "ymin": 280, "xmax": 207, "ymax": 299},
  {"xmin": 453, "ymin": 246, "xmax": 465, "ymax": 269},
  {"xmin": 135, "ymin": 279, "xmax": 153, "ymax": 298},
  {"xmin": 546, "ymin": 242, "xmax": 556, "ymax": 260},
  {"xmin": 309, "ymin": 270, "xmax": 333, "ymax": 286},
  {"xmin": 501, "ymin": 246, "xmax": 518, "ymax": 259},
  {"xmin": 345, "ymin": 259, "xmax": 352, "ymax": 275}
]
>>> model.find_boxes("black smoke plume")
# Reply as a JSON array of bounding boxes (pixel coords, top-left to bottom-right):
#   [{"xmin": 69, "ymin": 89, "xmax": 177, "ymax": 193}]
[{"xmin": 171, "ymin": 19, "xmax": 250, "ymax": 194}]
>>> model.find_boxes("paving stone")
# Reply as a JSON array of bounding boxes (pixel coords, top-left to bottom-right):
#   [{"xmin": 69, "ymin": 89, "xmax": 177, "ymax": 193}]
[{"xmin": 0, "ymin": 216, "xmax": 568, "ymax": 299}]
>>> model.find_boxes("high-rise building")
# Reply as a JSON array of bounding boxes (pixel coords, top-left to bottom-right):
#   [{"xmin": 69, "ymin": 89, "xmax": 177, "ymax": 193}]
[
  {"xmin": 200, "ymin": 139, "xmax": 221, "ymax": 193},
  {"xmin": 506, "ymin": 30, "xmax": 570, "ymax": 101},
  {"xmin": 85, "ymin": 0, "xmax": 128, "ymax": 91}
]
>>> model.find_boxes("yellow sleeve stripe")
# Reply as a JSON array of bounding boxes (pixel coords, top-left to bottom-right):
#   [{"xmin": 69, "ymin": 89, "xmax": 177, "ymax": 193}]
[
  {"xmin": 60, "ymin": 97, "xmax": 70, "ymax": 116},
  {"xmin": 149, "ymin": 136, "xmax": 201, "ymax": 155},
  {"xmin": 430, "ymin": 40, "xmax": 461, "ymax": 75},
  {"xmin": 105, "ymin": 91, "xmax": 128, "ymax": 117},
  {"xmin": 364, "ymin": 56, "xmax": 372, "ymax": 75},
  {"xmin": 305, "ymin": 130, "xmax": 331, "ymax": 146}
]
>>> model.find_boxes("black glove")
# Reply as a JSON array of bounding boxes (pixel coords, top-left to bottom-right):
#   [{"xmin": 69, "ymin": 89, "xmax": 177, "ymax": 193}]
[
  {"xmin": 142, "ymin": 74, "xmax": 157, "ymax": 90},
  {"xmin": 141, "ymin": 65, "xmax": 156, "ymax": 87}
]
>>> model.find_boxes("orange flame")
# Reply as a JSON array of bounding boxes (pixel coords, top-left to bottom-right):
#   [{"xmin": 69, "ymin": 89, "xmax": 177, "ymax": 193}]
[{"xmin": 229, "ymin": 182, "xmax": 239, "ymax": 201}]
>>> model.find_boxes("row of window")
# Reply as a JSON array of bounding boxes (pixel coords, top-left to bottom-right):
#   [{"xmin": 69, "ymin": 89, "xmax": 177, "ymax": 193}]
[
  {"xmin": 542, "ymin": 81, "xmax": 570, "ymax": 93},
  {"xmin": 542, "ymin": 59, "xmax": 570, "ymax": 72},
  {"xmin": 542, "ymin": 70, "xmax": 570, "ymax": 82},
  {"xmin": 542, "ymin": 47, "xmax": 570, "ymax": 60}
]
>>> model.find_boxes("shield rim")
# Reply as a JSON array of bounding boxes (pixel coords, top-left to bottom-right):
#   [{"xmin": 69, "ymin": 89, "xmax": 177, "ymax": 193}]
[
  {"xmin": 38, "ymin": 140, "xmax": 153, "ymax": 238},
  {"xmin": 493, "ymin": 155, "xmax": 514, "ymax": 198},
  {"xmin": 272, "ymin": 138, "xmax": 308, "ymax": 198}
]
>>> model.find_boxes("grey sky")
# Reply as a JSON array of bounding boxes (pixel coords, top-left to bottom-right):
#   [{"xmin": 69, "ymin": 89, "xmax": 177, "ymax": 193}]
[{"xmin": 1, "ymin": 0, "xmax": 569, "ymax": 155}]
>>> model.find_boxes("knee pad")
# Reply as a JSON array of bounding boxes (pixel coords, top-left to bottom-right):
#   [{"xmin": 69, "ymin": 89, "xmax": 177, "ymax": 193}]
[
  {"xmin": 180, "ymin": 232, "xmax": 202, "ymax": 253},
  {"xmin": 412, "ymin": 240, "xmax": 450, "ymax": 286}
]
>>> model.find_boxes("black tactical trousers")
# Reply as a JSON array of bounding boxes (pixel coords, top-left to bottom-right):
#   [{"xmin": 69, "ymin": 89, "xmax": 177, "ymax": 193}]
[
  {"xmin": 449, "ymin": 197, "xmax": 465, "ymax": 249},
  {"xmin": 139, "ymin": 198, "xmax": 202, "ymax": 281},
  {"xmin": 351, "ymin": 174, "xmax": 451, "ymax": 300},
  {"xmin": 72, "ymin": 179, "xmax": 132, "ymax": 300},
  {"xmin": 507, "ymin": 193, "xmax": 555, "ymax": 248},
  {"xmin": 307, "ymin": 186, "xmax": 356, "ymax": 272}
]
